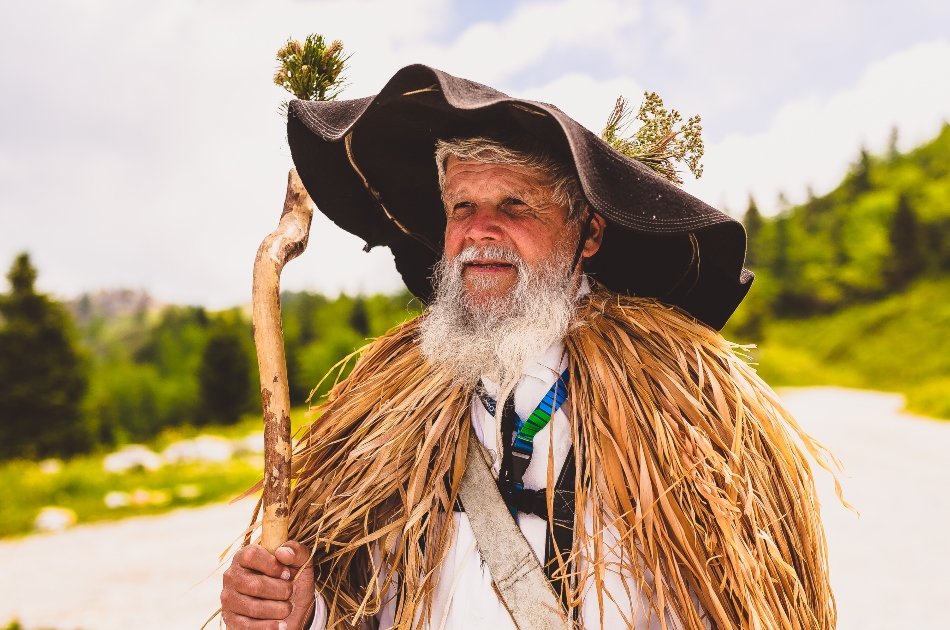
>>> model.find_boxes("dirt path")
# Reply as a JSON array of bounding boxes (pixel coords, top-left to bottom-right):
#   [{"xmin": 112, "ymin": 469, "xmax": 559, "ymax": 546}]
[
  {"xmin": 780, "ymin": 387, "xmax": 950, "ymax": 629},
  {"xmin": 0, "ymin": 497, "xmax": 253, "ymax": 630},
  {"xmin": 1, "ymin": 387, "xmax": 948, "ymax": 629}
]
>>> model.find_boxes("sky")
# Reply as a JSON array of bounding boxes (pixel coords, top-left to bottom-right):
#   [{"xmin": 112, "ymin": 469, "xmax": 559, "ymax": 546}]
[{"xmin": 1, "ymin": 0, "xmax": 949, "ymax": 308}]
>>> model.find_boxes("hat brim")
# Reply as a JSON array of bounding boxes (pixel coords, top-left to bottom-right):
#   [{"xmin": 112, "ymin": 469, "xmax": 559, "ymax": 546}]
[{"xmin": 287, "ymin": 64, "xmax": 752, "ymax": 330}]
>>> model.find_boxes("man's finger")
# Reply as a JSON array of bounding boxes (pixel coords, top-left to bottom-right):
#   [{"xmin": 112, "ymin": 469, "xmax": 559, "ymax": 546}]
[
  {"xmin": 227, "ymin": 569, "xmax": 294, "ymax": 601},
  {"xmin": 221, "ymin": 589, "xmax": 293, "ymax": 620},
  {"xmin": 274, "ymin": 540, "xmax": 313, "ymax": 569},
  {"xmin": 236, "ymin": 544, "xmax": 291, "ymax": 579},
  {"xmin": 222, "ymin": 608, "xmax": 288, "ymax": 629}
]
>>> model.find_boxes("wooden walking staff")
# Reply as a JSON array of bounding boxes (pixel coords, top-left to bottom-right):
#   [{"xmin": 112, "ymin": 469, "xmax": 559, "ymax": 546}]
[
  {"xmin": 252, "ymin": 34, "xmax": 347, "ymax": 553},
  {"xmin": 252, "ymin": 169, "xmax": 313, "ymax": 552}
]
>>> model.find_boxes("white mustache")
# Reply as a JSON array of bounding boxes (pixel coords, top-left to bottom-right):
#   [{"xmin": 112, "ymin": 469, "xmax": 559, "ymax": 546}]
[
  {"xmin": 454, "ymin": 245, "xmax": 523, "ymax": 266},
  {"xmin": 421, "ymin": 239, "xmax": 577, "ymax": 386}
]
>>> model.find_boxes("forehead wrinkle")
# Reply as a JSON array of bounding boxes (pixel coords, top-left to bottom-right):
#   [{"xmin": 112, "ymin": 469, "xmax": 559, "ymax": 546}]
[{"xmin": 444, "ymin": 180, "xmax": 554, "ymax": 208}]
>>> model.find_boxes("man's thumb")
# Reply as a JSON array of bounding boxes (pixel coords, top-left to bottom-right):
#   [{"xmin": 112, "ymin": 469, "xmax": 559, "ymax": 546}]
[{"xmin": 275, "ymin": 540, "xmax": 312, "ymax": 569}]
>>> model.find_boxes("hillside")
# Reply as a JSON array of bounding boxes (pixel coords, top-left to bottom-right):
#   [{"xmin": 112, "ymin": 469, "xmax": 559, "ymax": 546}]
[
  {"xmin": 723, "ymin": 123, "xmax": 950, "ymax": 419},
  {"xmin": 734, "ymin": 123, "xmax": 949, "ymax": 320},
  {"xmin": 742, "ymin": 276, "xmax": 950, "ymax": 419}
]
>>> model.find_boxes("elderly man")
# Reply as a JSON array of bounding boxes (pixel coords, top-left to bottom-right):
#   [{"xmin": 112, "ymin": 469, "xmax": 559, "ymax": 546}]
[{"xmin": 220, "ymin": 66, "xmax": 834, "ymax": 629}]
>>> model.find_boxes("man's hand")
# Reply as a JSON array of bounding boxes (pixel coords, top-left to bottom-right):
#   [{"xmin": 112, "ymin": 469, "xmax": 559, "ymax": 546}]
[{"xmin": 221, "ymin": 541, "xmax": 316, "ymax": 630}]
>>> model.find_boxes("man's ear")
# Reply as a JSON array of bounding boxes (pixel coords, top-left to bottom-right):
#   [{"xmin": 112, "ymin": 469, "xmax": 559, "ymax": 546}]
[{"xmin": 581, "ymin": 212, "xmax": 606, "ymax": 259}]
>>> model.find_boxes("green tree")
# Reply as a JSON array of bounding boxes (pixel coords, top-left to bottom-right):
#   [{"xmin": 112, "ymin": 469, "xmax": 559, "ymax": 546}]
[
  {"xmin": 769, "ymin": 214, "xmax": 795, "ymax": 315},
  {"xmin": 847, "ymin": 147, "xmax": 872, "ymax": 196},
  {"xmin": 197, "ymin": 319, "xmax": 254, "ymax": 425},
  {"xmin": 0, "ymin": 253, "xmax": 90, "ymax": 459},
  {"xmin": 830, "ymin": 211, "xmax": 849, "ymax": 267},
  {"xmin": 771, "ymin": 214, "xmax": 791, "ymax": 281},
  {"xmin": 930, "ymin": 217, "xmax": 950, "ymax": 272},
  {"xmin": 349, "ymin": 297, "xmax": 371, "ymax": 337},
  {"xmin": 887, "ymin": 126, "xmax": 900, "ymax": 162},
  {"xmin": 742, "ymin": 195, "xmax": 763, "ymax": 267},
  {"xmin": 884, "ymin": 194, "xmax": 925, "ymax": 289},
  {"xmin": 776, "ymin": 190, "xmax": 791, "ymax": 213},
  {"xmin": 799, "ymin": 185, "xmax": 831, "ymax": 231}
]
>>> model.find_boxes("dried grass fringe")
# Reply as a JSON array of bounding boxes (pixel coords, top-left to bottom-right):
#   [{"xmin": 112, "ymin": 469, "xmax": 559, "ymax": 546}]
[{"xmin": 263, "ymin": 286, "xmax": 837, "ymax": 629}]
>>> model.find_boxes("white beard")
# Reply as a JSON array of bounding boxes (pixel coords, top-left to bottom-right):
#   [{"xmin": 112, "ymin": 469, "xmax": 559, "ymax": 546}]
[{"xmin": 419, "ymin": 243, "xmax": 579, "ymax": 391}]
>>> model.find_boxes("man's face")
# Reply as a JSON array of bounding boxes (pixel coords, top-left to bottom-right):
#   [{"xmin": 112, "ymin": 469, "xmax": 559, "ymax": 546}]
[{"xmin": 441, "ymin": 156, "xmax": 579, "ymax": 307}]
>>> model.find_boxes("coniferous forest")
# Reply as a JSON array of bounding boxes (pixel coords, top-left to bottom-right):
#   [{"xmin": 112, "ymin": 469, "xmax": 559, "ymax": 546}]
[
  {"xmin": 723, "ymin": 123, "xmax": 950, "ymax": 417},
  {"xmin": 0, "ymin": 263, "xmax": 421, "ymax": 461}
]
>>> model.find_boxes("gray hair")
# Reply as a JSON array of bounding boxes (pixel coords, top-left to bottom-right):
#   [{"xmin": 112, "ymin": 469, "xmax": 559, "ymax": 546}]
[{"xmin": 434, "ymin": 137, "xmax": 589, "ymax": 221}]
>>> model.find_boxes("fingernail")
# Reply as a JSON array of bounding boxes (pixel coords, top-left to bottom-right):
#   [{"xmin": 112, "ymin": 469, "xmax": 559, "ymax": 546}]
[
  {"xmin": 281, "ymin": 568, "xmax": 291, "ymax": 580},
  {"xmin": 278, "ymin": 623, "xmax": 287, "ymax": 630}
]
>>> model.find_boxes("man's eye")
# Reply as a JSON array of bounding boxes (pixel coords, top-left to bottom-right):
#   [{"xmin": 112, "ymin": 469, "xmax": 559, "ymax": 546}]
[
  {"xmin": 502, "ymin": 198, "xmax": 533, "ymax": 217},
  {"xmin": 448, "ymin": 202, "xmax": 475, "ymax": 218}
]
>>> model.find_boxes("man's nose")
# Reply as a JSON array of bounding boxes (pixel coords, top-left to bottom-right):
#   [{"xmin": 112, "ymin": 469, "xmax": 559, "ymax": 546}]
[{"xmin": 464, "ymin": 207, "xmax": 504, "ymax": 243}]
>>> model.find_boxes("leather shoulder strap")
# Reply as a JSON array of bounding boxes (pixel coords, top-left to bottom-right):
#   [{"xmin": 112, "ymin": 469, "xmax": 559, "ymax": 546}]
[{"xmin": 458, "ymin": 431, "xmax": 570, "ymax": 630}]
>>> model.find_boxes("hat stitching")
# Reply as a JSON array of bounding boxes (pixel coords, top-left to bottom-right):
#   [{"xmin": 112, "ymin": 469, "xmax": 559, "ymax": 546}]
[
  {"xmin": 402, "ymin": 85, "xmax": 440, "ymax": 97},
  {"xmin": 508, "ymin": 102, "xmax": 549, "ymax": 117},
  {"xmin": 296, "ymin": 90, "xmax": 721, "ymax": 233},
  {"xmin": 580, "ymin": 149, "xmax": 723, "ymax": 229},
  {"xmin": 520, "ymin": 104, "xmax": 730, "ymax": 233},
  {"xmin": 585, "ymin": 184, "xmax": 729, "ymax": 232},
  {"xmin": 343, "ymin": 131, "xmax": 438, "ymax": 253},
  {"xmin": 296, "ymin": 106, "xmax": 350, "ymax": 137},
  {"xmin": 298, "ymin": 97, "xmax": 728, "ymax": 233}
]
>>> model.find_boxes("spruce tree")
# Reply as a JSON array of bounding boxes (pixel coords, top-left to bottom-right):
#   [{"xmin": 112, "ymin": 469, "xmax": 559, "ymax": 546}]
[
  {"xmin": 885, "ymin": 194, "xmax": 924, "ymax": 288},
  {"xmin": 887, "ymin": 126, "xmax": 900, "ymax": 162},
  {"xmin": 742, "ymin": 195, "xmax": 763, "ymax": 267},
  {"xmin": 770, "ymin": 214, "xmax": 794, "ymax": 315},
  {"xmin": 0, "ymin": 253, "xmax": 90, "ymax": 459},
  {"xmin": 830, "ymin": 212, "xmax": 849, "ymax": 266},
  {"xmin": 197, "ymin": 319, "xmax": 254, "ymax": 425},
  {"xmin": 848, "ymin": 147, "xmax": 872, "ymax": 196},
  {"xmin": 348, "ymin": 297, "xmax": 371, "ymax": 337}
]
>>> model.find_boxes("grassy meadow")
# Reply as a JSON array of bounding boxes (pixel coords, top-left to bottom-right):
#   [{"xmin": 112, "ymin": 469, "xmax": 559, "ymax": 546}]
[
  {"xmin": 737, "ymin": 276, "xmax": 950, "ymax": 419},
  {"xmin": 0, "ymin": 407, "xmax": 313, "ymax": 538}
]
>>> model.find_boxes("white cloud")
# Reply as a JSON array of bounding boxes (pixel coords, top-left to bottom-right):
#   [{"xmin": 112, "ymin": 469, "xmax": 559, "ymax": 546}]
[
  {"xmin": 517, "ymin": 72, "xmax": 645, "ymax": 133},
  {"xmin": 0, "ymin": 0, "xmax": 450, "ymax": 306},
  {"xmin": 683, "ymin": 40, "xmax": 950, "ymax": 216},
  {"xmin": 402, "ymin": 0, "xmax": 641, "ymax": 86},
  {"xmin": 631, "ymin": 1, "xmax": 950, "ymax": 145},
  {"xmin": 652, "ymin": 3, "xmax": 692, "ymax": 56}
]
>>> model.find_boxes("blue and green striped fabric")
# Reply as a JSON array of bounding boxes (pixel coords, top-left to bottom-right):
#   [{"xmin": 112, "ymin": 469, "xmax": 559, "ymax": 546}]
[{"xmin": 479, "ymin": 367, "xmax": 570, "ymax": 456}]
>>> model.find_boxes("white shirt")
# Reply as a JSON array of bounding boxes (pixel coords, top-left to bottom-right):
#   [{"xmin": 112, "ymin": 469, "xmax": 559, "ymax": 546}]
[
  {"xmin": 311, "ymin": 279, "xmax": 686, "ymax": 628},
  {"xmin": 310, "ymin": 355, "xmax": 678, "ymax": 629}
]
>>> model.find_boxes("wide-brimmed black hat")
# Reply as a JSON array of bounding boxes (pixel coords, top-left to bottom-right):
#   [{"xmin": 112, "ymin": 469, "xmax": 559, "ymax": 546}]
[{"xmin": 287, "ymin": 64, "xmax": 752, "ymax": 330}]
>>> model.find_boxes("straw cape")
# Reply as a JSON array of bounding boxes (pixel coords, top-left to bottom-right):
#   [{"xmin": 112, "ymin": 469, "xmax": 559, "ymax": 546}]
[
  {"xmin": 281, "ymin": 288, "xmax": 837, "ymax": 629},
  {"xmin": 262, "ymin": 65, "xmax": 838, "ymax": 629}
]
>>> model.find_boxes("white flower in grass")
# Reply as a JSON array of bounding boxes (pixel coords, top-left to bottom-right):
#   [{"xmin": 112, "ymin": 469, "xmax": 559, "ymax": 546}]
[
  {"xmin": 34, "ymin": 506, "xmax": 77, "ymax": 532},
  {"xmin": 162, "ymin": 435, "xmax": 233, "ymax": 463},
  {"xmin": 104, "ymin": 491, "xmax": 130, "ymax": 509},
  {"xmin": 38, "ymin": 458, "xmax": 63, "ymax": 474},
  {"xmin": 103, "ymin": 445, "xmax": 163, "ymax": 473}
]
